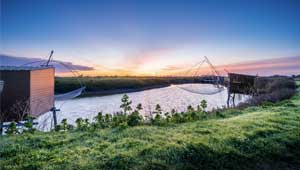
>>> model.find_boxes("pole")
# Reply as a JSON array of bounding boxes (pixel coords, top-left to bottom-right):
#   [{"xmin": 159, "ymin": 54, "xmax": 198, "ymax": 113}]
[
  {"xmin": 0, "ymin": 121, "xmax": 3, "ymax": 135},
  {"xmin": 46, "ymin": 50, "xmax": 54, "ymax": 66},
  {"xmin": 51, "ymin": 106, "xmax": 60, "ymax": 127}
]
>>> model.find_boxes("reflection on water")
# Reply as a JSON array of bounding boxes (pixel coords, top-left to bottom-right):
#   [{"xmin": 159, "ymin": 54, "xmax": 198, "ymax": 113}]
[{"xmin": 37, "ymin": 84, "xmax": 248, "ymax": 131}]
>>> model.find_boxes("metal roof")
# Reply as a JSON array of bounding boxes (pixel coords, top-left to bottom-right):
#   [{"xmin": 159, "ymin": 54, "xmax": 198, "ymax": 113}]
[{"xmin": 0, "ymin": 66, "xmax": 54, "ymax": 71}]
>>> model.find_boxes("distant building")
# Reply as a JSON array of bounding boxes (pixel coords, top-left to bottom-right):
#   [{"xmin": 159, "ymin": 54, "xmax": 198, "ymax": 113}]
[{"xmin": 0, "ymin": 66, "xmax": 54, "ymax": 121}]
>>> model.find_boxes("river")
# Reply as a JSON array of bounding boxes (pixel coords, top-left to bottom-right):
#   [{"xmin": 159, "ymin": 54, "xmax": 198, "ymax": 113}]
[{"xmin": 36, "ymin": 84, "xmax": 249, "ymax": 131}]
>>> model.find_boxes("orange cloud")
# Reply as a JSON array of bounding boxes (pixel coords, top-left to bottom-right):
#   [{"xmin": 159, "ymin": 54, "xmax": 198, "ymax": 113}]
[
  {"xmin": 58, "ymin": 56, "xmax": 300, "ymax": 77},
  {"xmin": 218, "ymin": 56, "xmax": 300, "ymax": 76},
  {"xmin": 155, "ymin": 56, "xmax": 300, "ymax": 77},
  {"xmin": 120, "ymin": 48, "xmax": 172, "ymax": 70}
]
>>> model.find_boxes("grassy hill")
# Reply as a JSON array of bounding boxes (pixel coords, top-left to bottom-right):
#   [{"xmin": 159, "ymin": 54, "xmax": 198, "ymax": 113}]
[{"xmin": 1, "ymin": 82, "xmax": 300, "ymax": 170}]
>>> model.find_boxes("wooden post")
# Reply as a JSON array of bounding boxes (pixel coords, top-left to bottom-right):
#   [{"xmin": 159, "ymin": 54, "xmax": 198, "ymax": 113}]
[
  {"xmin": 51, "ymin": 106, "xmax": 60, "ymax": 127},
  {"xmin": 227, "ymin": 75, "xmax": 231, "ymax": 108},
  {"xmin": 0, "ymin": 121, "xmax": 3, "ymax": 135},
  {"xmin": 227, "ymin": 93, "xmax": 230, "ymax": 108},
  {"xmin": 232, "ymin": 93, "xmax": 236, "ymax": 107}
]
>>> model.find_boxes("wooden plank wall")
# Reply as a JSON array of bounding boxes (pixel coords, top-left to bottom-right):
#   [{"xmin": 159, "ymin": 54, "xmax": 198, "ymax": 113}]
[
  {"xmin": 30, "ymin": 68, "xmax": 54, "ymax": 117},
  {"xmin": 228, "ymin": 73, "xmax": 256, "ymax": 94},
  {"xmin": 0, "ymin": 71, "xmax": 30, "ymax": 121}
]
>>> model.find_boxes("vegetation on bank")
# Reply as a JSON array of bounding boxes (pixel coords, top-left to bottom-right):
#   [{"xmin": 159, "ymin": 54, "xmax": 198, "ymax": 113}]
[
  {"xmin": 54, "ymin": 77, "xmax": 207, "ymax": 94},
  {"xmin": 0, "ymin": 80, "xmax": 299, "ymax": 170}
]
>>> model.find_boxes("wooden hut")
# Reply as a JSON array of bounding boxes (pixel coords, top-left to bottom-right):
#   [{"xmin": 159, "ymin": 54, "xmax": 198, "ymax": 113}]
[
  {"xmin": 228, "ymin": 73, "xmax": 256, "ymax": 94},
  {"xmin": 0, "ymin": 66, "xmax": 54, "ymax": 121}
]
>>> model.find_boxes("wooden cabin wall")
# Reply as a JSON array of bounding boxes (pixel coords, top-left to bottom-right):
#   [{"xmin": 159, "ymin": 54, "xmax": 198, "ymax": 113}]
[
  {"xmin": 0, "ymin": 71, "xmax": 30, "ymax": 121},
  {"xmin": 30, "ymin": 68, "xmax": 54, "ymax": 117},
  {"xmin": 228, "ymin": 73, "xmax": 256, "ymax": 94}
]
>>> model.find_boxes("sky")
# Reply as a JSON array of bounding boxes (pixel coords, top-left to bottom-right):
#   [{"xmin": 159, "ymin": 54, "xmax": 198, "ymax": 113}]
[{"xmin": 1, "ymin": 0, "xmax": 300, "ymax": 76}]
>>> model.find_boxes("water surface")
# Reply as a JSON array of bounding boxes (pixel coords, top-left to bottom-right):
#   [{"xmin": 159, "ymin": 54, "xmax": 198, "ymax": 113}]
[{"xmin": 37, "ymin": 84, "xmax": 248, "ymax": 130}]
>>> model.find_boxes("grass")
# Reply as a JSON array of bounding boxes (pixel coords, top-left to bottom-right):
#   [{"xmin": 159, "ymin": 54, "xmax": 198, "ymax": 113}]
[{"xmin": 1, "ymin": 82, "xmax": 300, "ymax": 170}]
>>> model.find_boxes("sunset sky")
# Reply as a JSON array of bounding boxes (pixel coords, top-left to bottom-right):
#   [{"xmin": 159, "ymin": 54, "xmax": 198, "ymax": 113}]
[{"xmin": 1, "ymin": 0, "xmax": 300, "ymax": 76}]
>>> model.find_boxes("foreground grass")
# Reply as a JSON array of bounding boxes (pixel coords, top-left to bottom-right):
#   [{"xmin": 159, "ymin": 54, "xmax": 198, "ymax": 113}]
[{"xmin": 1, "ymin": 88, "xmax": 300, "ymax": 169}]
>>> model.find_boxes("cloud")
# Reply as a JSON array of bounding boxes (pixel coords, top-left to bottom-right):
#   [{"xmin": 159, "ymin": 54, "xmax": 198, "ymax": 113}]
[
  {"xmin": 160, "ymin": 56, "xmax": 300, "ymax": 76},
  {"xmin": 0, "ymin": 54, "xmax": 94, "ymax": 73},
  {"xmin": 218, "ymin": 56, "xmax": 300, "ymax": 76},
  {"xmin": 161, "ymin": 65, "xmax": 184, "ymax": 71},
  {"xmin": 121, "ymin": 48, "xmax": 172, "ymax": 70}
]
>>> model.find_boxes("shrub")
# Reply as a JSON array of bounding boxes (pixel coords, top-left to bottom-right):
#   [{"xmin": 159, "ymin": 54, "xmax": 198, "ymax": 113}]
[
  {"xmin": 23, "ymin": 115, "xmax": 36, "ymax": 133},
  {"xmin": 200, "ymin": 100, "xmax": 207, "ymax": 111},
  {"xmin": 94, "ymin": 112, "xmax": 107, "ymax": 128},
  {"xmin": 104, "ymin": 114, "xmax": 112, "ymax": 126},
  {"xmin": 171, "ymin": 112, "xmax": 184, "ymax": 123},
  {"xmin": 75, "ymin": 118, "xmax": 84, "ymax": 130},
  {"xmin": 61, "ymin": 119, "xmax": 68, "ymax": 131},
  {"xmin": 120, "ymin": 94, "xmax": 132, "ymax": 114},
  {"xmin": 127, "ymin": 104, "xmax": 143, "ymax": 126},
  {"xmin": 6, "ymin": 121, "xmax": 19, "ymax": 135},
  {"xmin": 152, "ymin": 104, "xmax": 163, "ymax": 125},
  {"xmin": 238, "ymin": 77, "xmax": 297, "ymax": 108},
  {"xmin": 112, "ymin": 113, "xmax": 127, "ymax": 128},
  {"xmin": 164, "ymin": 112, "xmax": 171, "ymax": 122},
  {"xmin": 54, "ymin": 124, "xmax": 61, "ymax": 132}
]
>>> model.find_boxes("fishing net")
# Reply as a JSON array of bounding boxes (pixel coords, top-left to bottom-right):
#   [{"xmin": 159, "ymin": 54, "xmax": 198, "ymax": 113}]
[
  {"xmin": 54, "ymin": 87, "xmax": 86, "ymax": 101},
  {"xmin": 175, "ymin": 84, "xmax": 225, "ymax": 95},
  {"xmin": 173, "ymin": 56, "xmax": 224, "ymax": 95}
]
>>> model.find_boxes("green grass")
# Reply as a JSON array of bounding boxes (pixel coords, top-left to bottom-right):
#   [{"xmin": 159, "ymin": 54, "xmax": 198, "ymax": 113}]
[{"xmin": 1, "ymin": 83, "xmax": 300, "ymax": 170}]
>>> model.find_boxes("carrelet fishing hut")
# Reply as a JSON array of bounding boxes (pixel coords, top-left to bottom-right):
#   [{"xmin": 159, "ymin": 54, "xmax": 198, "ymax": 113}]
[
  {"xmin": 0, "ymin": 66, "xmax": 55, "ymax": 121},
  {"xmin": 0, "ymin": 51, "xmax": 86, "ymax": 131}
]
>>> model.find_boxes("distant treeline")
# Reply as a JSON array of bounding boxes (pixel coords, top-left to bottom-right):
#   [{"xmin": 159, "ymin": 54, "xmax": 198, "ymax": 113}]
[{"xmin": 55, "ymin": 76, "xmax": 225, "ymax": 95}]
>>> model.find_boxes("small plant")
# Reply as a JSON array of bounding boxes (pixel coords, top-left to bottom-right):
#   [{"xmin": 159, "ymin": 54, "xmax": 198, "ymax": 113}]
[
  {"xmin": 196, "ymin": 105, "xmax": 202, "ymax": 112},
  {"xmin": 6, "ymin": 121, "xmax": 19, "ymax": 135},
  {"xmin": 75, "ymin": 118, "xmax": 84, "ymax": 130},
  {"xmin": 54, "ymin": 125, "xmax": 61, "ymax": 131},
  {"xmin": 136, "ymin": 103, "xmax": 143, "ymax": 111},
  {"xmin": 128, "ymin": 112, "xmax": 142, "ymax": 126},
  {"xmin": 171, "ymin": 109, "xmax": 177, "ymax": 116},
  {"xmin": 152, "ymin": 104, "xmax": 163, "ymax": 125},
  {"xmin": 120, "ymin": 94, "xmax": 132, "ymax": 114},
  {"xmin": 171, "ymin": 112, "xmax": 183, "ymax": 123},
  {"xmin": 164, "ymin": 112, "xmax": 171, "ymax": 122},
  {"xmin": 187, "ymin": 105, "xmax": 194, "ymax": 112},
  {"xmin": 104, "ymin": 114, "xmax": 112, "ymax": 127},
  {"xmin": 154, "ymin": 104, "xmax": 162, "ymax": 115},
  {"xmin": 24, "ymin": 115, "xmax": 36, "ymax": 133},
  {"xmin": 127, "ymin": 104, "xmax": 143, "ymax": 126},
  {"xmin": 201, "ymin": 100, "xmax": 207, "ymax": 111},
  {"xmin": 84, "ymin": 118, "xmax": 90, "ymax": 129},
  {"xmin": 61, "ymin": 119, "xmax": 68, "ymax": 131},
  {"xmin": 94, "ymin": 112, "xmax": 106, "ymax": 128}
]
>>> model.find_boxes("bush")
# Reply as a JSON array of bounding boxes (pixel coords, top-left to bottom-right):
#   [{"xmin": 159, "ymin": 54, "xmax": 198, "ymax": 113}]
[
  {"xmin": 127, "ymin": 104, "xmax": 143, "ymax": 127},
  {"xmin": 152, "ymin": 104, "xmax": 163, "ymax": 125},
  {"xmin": 120, "ymin": 94, "xmax": 132, "ymax": 114},
  {"xmin": 6, "ymin": 121, "xmax": 19, "ymax": 135},
  {"xmin": 238, "ymin": 77, "xmax": 297, "ymax": 108},
  {"xmin": 200, "ymin": 100, "xmax": 207, "ymax": 111},
  {"xmin": 23, "ymin": 116, "xmax": 36, "ymax": 133},
  {"xmin": 94, "ymin": 112, "xmax": 107, "ymax": 128},
  {"xmin": 75, "ymin": 118, "xmax": 84, "ymax": 130},
  {"xmin": 112, "ymin": 113, "xmax": 127, "ymax": 128}
]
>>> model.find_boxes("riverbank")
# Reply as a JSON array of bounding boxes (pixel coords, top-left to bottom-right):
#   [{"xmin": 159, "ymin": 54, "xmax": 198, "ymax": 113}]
[
  {"xmin": 55, "ymin": 76, "xmax": 225, "ymax": 97},
  {"xmin": 1, "ymin": 81, "xmax": 299, "ymax": 170},
  {"xmin": 80, "ymin": 84, "xmax": 170, "ymax": 97}
]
